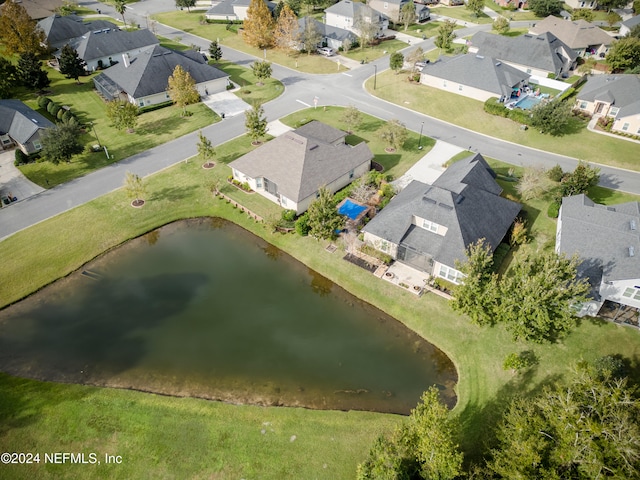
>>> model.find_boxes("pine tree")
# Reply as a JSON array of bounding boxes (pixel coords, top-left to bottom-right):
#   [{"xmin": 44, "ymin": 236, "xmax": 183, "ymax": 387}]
[
  {"xmin": 0, "ymin": 1, "xmax": 47, "ymax": 56},
  {"xmin": 242, "ymin": 0, "xmax": 275, "ymax": 49},
  {"xmin": 208, "ymin": 40, "xmax": 223, "ymax": 62},
  {"xmin": 273, "ymin": 4, "xmax": 300, "ymax": 53},
  {"xmin": 399, "ymin": 1, "xmax": 415, "ymax": 31},
  {"xmin": 307, "ymin": 187, "xmax": 343, "ymax": 240},
  {"xmin": 197, "ymin": 131, "xmax": 215, "ymax": 166},
  {"xmin": 17, "ymin": 52, "xmax": 50, "ymax": 91},
  {"xmin": 0, "ymin": 58, "xmax": 18, "ymax": 99},
  {"xmin": 59, "ymin": 44, "xmax": 86, "ymax": 83},
  {"xmin": 167, "ymin": 65, "xmax": 200, "ymax": 116}
]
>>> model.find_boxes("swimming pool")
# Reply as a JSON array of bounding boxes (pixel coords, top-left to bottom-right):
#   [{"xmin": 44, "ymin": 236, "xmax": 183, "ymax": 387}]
[
  {"xmin": 338, "ymin": 198, "xmax": 368, "ymax": 220},
  {"xmin": 515, "ymin": 94, "xmax": 543, "ymax": 110}
]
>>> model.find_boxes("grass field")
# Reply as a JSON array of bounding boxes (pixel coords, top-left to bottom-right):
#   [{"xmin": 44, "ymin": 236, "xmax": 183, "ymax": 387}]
[
  {"xmin": 2, "ymin": 107, "xmax": 640, "ymax": 477},
  {"xmin": 367, "ymin": 69, "xmax": 640, "ymax": 171}
]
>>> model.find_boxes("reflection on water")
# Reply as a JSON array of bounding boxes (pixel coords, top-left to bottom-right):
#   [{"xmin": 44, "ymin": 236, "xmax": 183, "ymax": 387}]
[{"xmin": 0, "ymin": 218, "xmax": 457, "ymax": 414}]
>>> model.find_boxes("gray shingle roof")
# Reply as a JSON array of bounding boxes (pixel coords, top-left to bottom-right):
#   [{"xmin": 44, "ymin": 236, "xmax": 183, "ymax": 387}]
[
  {"xmin": 298, "ymin": 17, "xmax": 356, "ymax": 42},
  {"xmin": 229, "ymin": 121, "xmax": 373, "ymax": 203},
  {"xmin": 529, "ymin": 15, "xmax": 613, "ymax": 49},
  {"xmin": 0, "ymin": 99, "xmax": 54, "ymax": 145},
  {"xmin": 325, "ymin": 0, "xmax": 387, "ymax": 21},
  {"xmin": 37, "ymin": 14, "xmax": 118, "ymax": 49},
  {"xmin": 293, "ymin": 120, "xmax": 346, "ymax": 144},
  {"xmin": 622, "ymin": 15, "xmax": 640, "ymax": 30},
  {"xmin": 363, "ymin": 153, "xmax": 521, "ymax": 268},
  {"xmin": 65, "ymin": 28, "xmax": 159, "ymax": 63},
  {"xmin": 92, "ymin": 45, "xmax": 229, "ymax": 99},
  {"xmin": 470, "ymin": 31, "xmax": 576, "ymax": 76},
  {"xmin": 558, "ymin": 194, "xmax": 640, "ymax": 285},
  {"xmin": 578, "ymin": 74, "xmax": 640, "ymax": 118},
  {"xmin": 422, "ymin": 54, "xmax": 530, "ymax": 98}
]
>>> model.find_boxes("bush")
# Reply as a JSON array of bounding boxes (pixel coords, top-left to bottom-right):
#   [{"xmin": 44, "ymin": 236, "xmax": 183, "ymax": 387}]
[
  {"xmin": 547, "ymin": 164, "xmax": 563, "ymax": 182},
  {"xmin": 507, "ymin": 108, "xmax": 532, "ymax": 125},
  {"xmin": 56, "ymin": 108, "xmax": 66, "ymax": 120},
  {"xmin": 46, "ymin": 101, "xmax": 57, "ymax": 114},
  {"xmin": 295, "ymin": 212, "xmax": 311, "ymax": 236},
  {"xmin": 484, "ymin": 98, "xmax": 509, "ymax": 117},
  {"xmin": 37, "ymin": 96, "xmax": 52, "ymax": 109},
  {"xmin": 359, "ymin": 244, "xmax": 393, "ymax": 265},
  {"xmin": 492, "ymin": 243, "xmax": 510, "ymax": 272},
  {"xmin": 547, "ymin": 201, "xmax": 560, "ymax": 218},
  {"xmin": 14, "ymin": 149, "xmax": 29, "ymax": 166},
  {"xmin": 139, "ymin": 101, "xmax": 173, "ymax": 114},
  {"xmin": 281, "ymin": 209, "xmax": 296, "ymax": 222},
  {"xmin": 50, "ymin": 104, "xmax": 61, "ymax": 118},
  {"xmin": 503, "ymin": 351, "xmax": 537, "ymax": 372},
  {"xmin": 557, "ymin": 87, "xmax": 575, "ymax": 102},
  {"xmin": 62, "ymin": 110, "xmax": 75, "ymax": 123}
]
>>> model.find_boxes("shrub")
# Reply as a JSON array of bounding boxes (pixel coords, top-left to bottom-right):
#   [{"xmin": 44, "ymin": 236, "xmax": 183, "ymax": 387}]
[
  {"xmin": 547, "ymin": 201, "xmax": 560, "ymax": 218},
  {"xmin": 557, "ymin": 87, "xmax": 575, "ymax": 102},
  {"xmin": 484, "ymin": 98, "xmax": 509, "ymax": 117},
  {"xmin": 14, "ymin": 149, "xmax": 29, "ymax": 165},
  {"xmin": 547, "ymin": 164, "xmax": 564, "ymax": 182},
  {"xmin": 139, "ymin": 101, "xmax": 173, "ymax": 114},
  {"xmin": 295, "ymin": 212, "xmax": 311, "ymax": 236},
  {"xmin": 492, "ymin": 243, "xmax": 510, "ymax": 272},
  {"xmin": 281, "ymin": 209, "xmax": 296, "ymax": 222},
  {"xmin": 62, "ymin": 110, "xmax": 74, "ymax": 123},
  {"xmin": 359, "ymin": 244, "xmax": 393, "ymax": 265},
  {"xmin": 507, "ymin": 108, "xmax": 532, "ymax": 125},
  {"xmin": 50, "ymin": 104, "xmax": 61, "ymax": 118},
  {"xmin": 503, "ymin": 351, "xmax": 537, "ymax": 372},
  {"xmin": 56, "ymin": 108, "xmax": 66, "ymax": 120},
  {"xmin": 37, "ymin": 96, "xmax": 52, "ymax": 109},
  {"xmin": 46, "ymin": 101, "xmax": 57, "ymax": 114}
]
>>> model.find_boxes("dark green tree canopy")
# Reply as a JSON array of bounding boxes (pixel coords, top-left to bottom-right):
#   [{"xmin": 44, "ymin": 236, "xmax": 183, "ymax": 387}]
[
  {"xmin": 175, "ymin": 0, "xmax": 196, "ymax": 11},
  {"xmin": 252, "ymin": 60, "xmax": 272, "ymax": 82},
  {"xmin": 306, "ymin": 186, "xmax": 343, "ymax": 240},
  {"xmin": 434, "ymin": 20, "xmax": 456, "ymax": 51},
  {"xmin": 208, "ymin": 40, "xmax": 223, "ymax": 62},
  {"xmin": 244, "ymin": 103, "xmax": 268, "ymax": 143},
  {"xmin": 530, "ymin": 99, "xmax": 573, "ymax": 136},
  {"xmin": 528, "ymin": 0, "xmax": 562, "ymax": 17},
  {"xmin": 606, "ymin": 36, "xmax": 640, "ymax": 72},
  {"xmin": 17, "ymin": 52, "xmax": 50, "ymax": 91},
  {"xmin": 0, "ymin": 58, "xmax": 18, "ymax": 99},
  {"xmin": 59, "ymin": 44, "xmax": 86, "ymax": 82},
  {"xmin": 40, "ymin": 120, "xmax": 84, "ymax": 164},
  {"xmin": 389, "ymin": 52, "xmax": 404, "ymax": 73}
]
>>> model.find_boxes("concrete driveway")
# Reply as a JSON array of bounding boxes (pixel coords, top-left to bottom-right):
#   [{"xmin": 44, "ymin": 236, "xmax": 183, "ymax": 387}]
[{"xmin": 0, "ymin": 150, "xmax": 45, "ymax": 207}]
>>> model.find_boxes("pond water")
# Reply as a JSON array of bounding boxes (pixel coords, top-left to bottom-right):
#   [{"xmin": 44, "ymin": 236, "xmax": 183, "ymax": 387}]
[{"xmin": 0, "ymin": 219, "xmax": 457, "ymax": 414}]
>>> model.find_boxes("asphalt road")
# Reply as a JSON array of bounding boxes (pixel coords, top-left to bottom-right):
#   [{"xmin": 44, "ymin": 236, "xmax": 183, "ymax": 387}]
[{"xmin": 0, "ymin": 2, "xmax": 637, "ymax": 240}]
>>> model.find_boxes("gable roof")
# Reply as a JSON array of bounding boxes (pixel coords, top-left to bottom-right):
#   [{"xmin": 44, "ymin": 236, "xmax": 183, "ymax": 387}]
[
  {"xmin": 298, "ymin": 17, "xmax": 356, "ymax": 42},
  {"xmin": 577, "ymin": 74, "xmax": 640, "ymax": 118},
  {"xmin": 363, "ymin": 154, "xmax": 521, "ymax": 267},
  {"xmin": 529, "ymin": 15, "xmax": 613, "ymax": 49},
  {"xmin": 65, "ymin": 28, "xmax": 159, "ymax": 63},
  {"xmin": 0, "ymin": 99, "xmax": 54, "ymax": 145},
  {"xmin": 557, "ymin": 194, "xmax": 640, "ymax": 285},
  {"xmin": 293, "ymin": 119, "xmax": 346, "ymax": 144},
  {"xmin": 470, "ymin": 31, "xmax": 576, "ymax": 75},
  {"xmin": 93, "ymin": 45, "xmax": 229, "ymax": 100},
  {"xmin": 5, "ymin": 0, "xmax": 62, "ymax": 20},
  {"xmin": 621, "ymin": 14, "xmax": 640, "ymax": 31},
  {"xmin": 37, "ymin": 14, "xmax": 118, "ymax": 49},
  {"xmin": 229, "ymin": 121, "xmax": 373, "ymax": 203},
  {"xmin": 422, "ymin": 54, "xmax": 530, "ymax": 98},
  {"xmin": 325, "ymin": 0, "xmax": 387, "ymax": 21},
  {"xmin": 206, "ymin": 0, "xmax": 275, "ymax": 17}
]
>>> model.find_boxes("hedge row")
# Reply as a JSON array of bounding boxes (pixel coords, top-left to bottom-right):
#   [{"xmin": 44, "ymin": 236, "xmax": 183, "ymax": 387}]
[
  {"xmin": 483, "ymin": 98, "xmax": 533, "ymax": 126},
  {"xmin": 37, "ymin": 96, "xmax": 79, "ymax": 126}
]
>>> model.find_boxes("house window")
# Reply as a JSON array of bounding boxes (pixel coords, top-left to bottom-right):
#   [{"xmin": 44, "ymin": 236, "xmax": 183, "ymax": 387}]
[
  {"xmin": 256, "ymin": 178, "xmax": 263, "ymax": 188},
  {"xmin": 33, "ymin": 140, "xmax": 42, "ymax": 150},
  {"xmin": 622, "ymin": 123, "xmax": 630, "ymax": 131},
  {"xmin": 443, "ymin": 80, "xmax": 447, "ymax": 87},
  {"xmin": 139, "ymin": 100, "xmax": 144, "ymax": 107},
  {"xmin": 422, "ymin": 219, "xmax": 438, "ymax": 233},
  {"xmin": 458, "ymin": 85, "xmax": 463, "ymax": 91},
  {"xmin": 281, "ymin": 196, "xmax": 287, "ymax": 206},
  {"xmin": 349, "ymin": 169, "xmax": 354, "ymax": 179},
  {"xmin": 2, "ymin": 138, "xmax": 11, "ymax": 145},
  {"xmin": 384, "ymin": 1, "xmax": 388, "ymax": 7},
  {"xmin": 579, "ymin": 101, "xmax": 588, "ymax": 109},
  {"xmin": 380, "ymin": 240, "xmax": 389, "ymax": 252},
  {"xmin": 438, "ymin": 265, "xmax": 463, "ymax": 284},
  {"xmin": 622, "ymin": 287, "xmax": 640, "ymax": 300},
  {"xmin": 609, "ymin": 107, "xmax": 619, "ymax": 117}
]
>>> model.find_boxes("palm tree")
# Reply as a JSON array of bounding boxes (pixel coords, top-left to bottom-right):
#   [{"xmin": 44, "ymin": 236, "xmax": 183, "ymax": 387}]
[{"xmin": 114, "ymin": 0, "xmax": 127, "ymax": 27}]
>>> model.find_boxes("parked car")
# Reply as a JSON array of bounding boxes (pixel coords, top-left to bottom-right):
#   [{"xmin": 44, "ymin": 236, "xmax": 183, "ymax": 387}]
[{"xmin": 317, "ymin": 47, "xmax": 335, "ymax": 57}]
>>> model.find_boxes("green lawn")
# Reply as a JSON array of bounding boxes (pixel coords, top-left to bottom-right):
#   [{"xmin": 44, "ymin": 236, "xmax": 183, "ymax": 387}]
[
  {"xmin": 341, "ymin": 39, "xmax": 408, "ymax": 63},
  {"xmin": 367, "ymin": 70, "xmax": 640, "ymax": 171},
  {"xmin": 398, "ymin": 21, "xmax": 459, "ymax": 39},
  {"xmin": 431, "ymin": 5, "xmax": 494, "ymax": 24},
  {"xmin": 214, "ymin": 59, "xmax": 285, "ymax": 107},
  {"xmin": 483, "ymin": 0, "xmax": 541, "ymax": 21}
]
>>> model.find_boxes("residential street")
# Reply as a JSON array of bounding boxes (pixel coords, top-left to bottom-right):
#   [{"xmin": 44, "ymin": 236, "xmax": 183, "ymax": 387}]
[{"xmin": 0, "ymin": 1, "xmax": 638, "ymax": 240}]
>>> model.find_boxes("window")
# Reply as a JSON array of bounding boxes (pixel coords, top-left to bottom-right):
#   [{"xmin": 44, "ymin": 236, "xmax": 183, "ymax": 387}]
[
  {"xmin": 438, "ymin": 265, "xmax": 463, "ymax": 284},
  {"xmin": 256, "ymin": 178, "xmax": 263, "ymax": 188},
  {"xmin": 622, "ymin": 123, "xmax": 630, "ymax": 131},
  {"xmin": 622, "ymin": 287, "xmax": 640, "ymax": 300},
  {"xmin": 380, "ymin": 240, "xmax": 389, "ymax": 252},
  {"xmin": 139, "ymin": 100, "xmax": 144, "ymax": 107},
  {"xmin": 637, "ymin": 126, "xmax": 640, "ymax": 134},
  {"xmin": 609, "ymin": 107, "xmax": 619, "ymax": 117},
  {"xmin": 384, "ymin": 1, "xmax": 388, "ymax": 7},
  {"xmin": 422, "ymin": 219, "xmax": 438, "ymax": 233},
  {"xmin": 458, "ymin": 85, "xmax": 463, "ymax": 91},
  {"xmin": 281, "ymin": 196, "xmax": 287, "ymax": 206},
  {"xmin": 443, "ymin": 80, "xmax": 447, "ymax": 87},
  {"xmin": 579, "ymin": 101, "xmax": 588, "ymax": 109},
  {"xmin": 349, "ymin": 169, "xmax": 354, "ymax": 179},
  {"xmin": 32, "ymin": 140, "xmax": 42, "ymax": 150}
]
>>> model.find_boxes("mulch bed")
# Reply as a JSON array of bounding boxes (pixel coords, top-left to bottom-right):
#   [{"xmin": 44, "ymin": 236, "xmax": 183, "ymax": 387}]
[{"xmin": 343, "ymin": 253, "xmax": 378, "ymax": 273}]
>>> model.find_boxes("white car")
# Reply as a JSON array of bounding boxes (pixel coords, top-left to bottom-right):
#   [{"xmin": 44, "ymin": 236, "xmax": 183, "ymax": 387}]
[{"xmin": 317, "ymin": 47, "xmax": 335, "ymax": 57}]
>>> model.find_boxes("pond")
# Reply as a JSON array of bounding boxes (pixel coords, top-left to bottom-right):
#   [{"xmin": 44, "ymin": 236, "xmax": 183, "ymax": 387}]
[{"xmin": 0, "ymin": 219, "xmax": 457, "ymax": 414}]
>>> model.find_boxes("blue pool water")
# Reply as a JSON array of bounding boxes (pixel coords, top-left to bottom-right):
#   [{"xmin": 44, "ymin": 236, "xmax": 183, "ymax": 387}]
[
  {"xmin": 339, "ymin": 199, "xmax": 367, "ymax": 220},
  {"xmin": 515, "ymin": 95, "xmax": 542, "ymax": 110}
]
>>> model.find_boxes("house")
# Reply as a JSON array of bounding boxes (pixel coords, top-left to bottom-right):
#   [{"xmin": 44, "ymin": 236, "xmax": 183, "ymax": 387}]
[
  {"xmin": 60, "ymin": 28, "xmax": 159, "ymax": 72},
  {"xmin": 0, "ymin": 99, "xmax": 55, "ymax": 154},
  {"xmin": 620, "ymin": 15, "xmax": 640, "ymax": 37},
  {"xmin": 6, "ymin": 0, "xmax": 63, "ymax": 20},
  {"xmin": 93, "ymin": 45, "xmax": 230, "ymax": 108},
  {"xmin": 469, "ymin": 31, "xmax": 577, "ymax": 78},
  {"xmin": 419, "ymin": 54, "xmax": 531, "ymax": 103},
  {"xmin": 228, "ymin": 121, "xmax": 373, "ymax": 214},
  {"xmin": 297, "ymin": 17, "xmax": 358, "ymax": 51},
  {"xmin": 493, "ymin": 0, "xmax": 527, "ymax": 9},
  {"xmin": 325, "ymin": 1, "xmax": 389, "ymax": 38},
  {"xmin": 574, "ymin": 74, "xmax": 640, "ymax": 135},
  {"xmin": 529, "ymin": 16, "xmax": 614, "ymax": 57},
  {"xmin": 564, "ymin": 0, "xmax": 596, "ymax": 10},
  {"xmin": 368, "ymin": 0, "xmax": 430, "ymax": 24},
  {"xmin": 362, "ymin": 153, "xmax": 520, "ymax": 283},
  {"xmin": 440, "ymin": 0, "xmax": 464, "ymax": 6},
  {"xmin": 205, "ymin": 0, "xmax": 275, "ymax": 21},
  {"xmin": 37, "ymin": 14, "xmax": 118, "ymax": 50},
  {"xmin": 556, "ymin": 194, "xmax": 640, "ymax": 317}
]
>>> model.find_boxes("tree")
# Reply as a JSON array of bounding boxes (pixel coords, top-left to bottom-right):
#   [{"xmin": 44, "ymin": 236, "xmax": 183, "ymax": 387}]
[
  {"xmin": 0, "ymin": 58, "xmax": 18, "ymax": 99},
  {"xmin": 488, "ymin": 364, "xmax": 640, "ymax": 479},
  {"xmin": 451, "ymin": 239, "xmax": 500, "ymax": 327},
  {"xmin": 252, "ymin": 60, "xmax": 272, "ymax": 83},
  {"xmin": 561, "ymin": 161, "xmax": 600, "ymax": 197},
  {"xmin": 341, "ymin": 105, "xmax": 362, "ymax": 133},
  {"xmin": 114, "ymin": 0, "xmax": 127, "ymax": 26},
  {"xmin": 355, "ymin": 6, "xmax": 379, "ymax": 49},
  {"xmin": 106, "ymin": 100, "xmax": 139, "ymax": 132},
  {"xmin": 527, "ymin": 0, "xmax": 562, "ymax": 17},
  {"xmin": 273, "ymin": 3, "xmax": 300, "ymax": 53},
  {"xmin": 606, "ymin": 10, "xmax": 622, "ymax": 27},
  {"xmin": 175, "ymin": 0, "xmax": 196, "ymax": 12},
  {"xmin": 407, "ymin": 46, "xmax": 425, "ymax": 68},
  {"xmin": 40, "ymin": 120, "xmax": 84, "ymax": 164},
  {"xmin": 434, "ymin": 20, "xmax": 456, "ymax": 52},
  {"xmin": 300, "ymin": 17, "xmax": 322, "ymax": 53},
  {"xmin": 516, "ymin": 166, "xmax": 552, "ymax": 200},
  {"xmin": 571, "ymin": 8, "xmax": 594, "ymax": 22},
  {"xmin": 597, "ymin": 0, "xmax": 628, "ymax": 12},
  {"xmin": 357, "ymin": 387, "xmax": 463, "ymax": 480},
  {"xmin": 244, "ymin": 103, "xmax": 268, "ymax": 144},
  {"xmin": 606, "ymin": 36, "xmax": 640, "ymax": 72},
  {"xmin": 197, "ymin": 131, "xmax": 215, "ymax": 164},
  {"xmin": 208, "ymin": 41, "xmax": 223, "ymax": 62},
  {"xmin": 124, "ymin": 171, "xmax": 147, "ymax": 205},
  {"xmin": 242, "ymin": 0, "xmax": 275, "ymax": 49},
  {"xmin": 530, "ymin": 99, "xmax": 572, "ymax": 136},
  {"xmin": 307, "ymin": 186, "xmax": 343, "ymax": 240},
  {"xmin": 399, "ymin": 0, "xmax": 416, "ymax": 31},
  {"xmin": 0, "ymin": 1, "xmax": 47, "ymax": 56},
  {"xmin": 389, "ymin": 52, "xmax": 404, "ymax": 74},
  {"xmin": 466, "ymin": 0, "xmax": 484, "ymax": 18},
  {"xmin": 16, "ymin": 53, "xmax": 50, "ymax": 91},
  {"xmin": 342, "ymin": 37, "xmax": 354, "ymax": 54},
  {"xmin": 377, "ymin": 119, "xmax": 408, "ymax": 151},
  {"xmin": 58, "ymin": 44, "xmax": 86, "ymax": 83},
  {"xmin": 167, "ymin": 65, "xmax": 200, "ymax": 116},
  {"xmin": 635, "ymin": 0, "xmax": 640, "ymax": 14},
  {"xmin": 493, "ymin": 16, "xmax": 510, "ymax": 35},
  {"xmin": 497, "ymin": 251, "xmax": 589, "ymax": 342}
]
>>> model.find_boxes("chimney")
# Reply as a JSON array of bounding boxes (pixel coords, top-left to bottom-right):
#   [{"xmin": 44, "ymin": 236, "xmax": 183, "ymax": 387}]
[{"xmin": 122, "ymin": 53, "xmax": 130, "ymax": 68}]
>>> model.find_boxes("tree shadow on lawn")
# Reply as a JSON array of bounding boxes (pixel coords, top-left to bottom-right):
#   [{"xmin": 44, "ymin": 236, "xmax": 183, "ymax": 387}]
[
  {"xmin": 555, "ymin": 116, "xmax": 587, "ymax": 136},
  {"xmin": 586, "ymin": 181, "xmax": 626, "ymax": 204},
  {"xmin": 374, "ymin": 153, "xmax": 401, "ymax": 172},
  {"xmin": 150, "ymin": 185, "xmax": 191, "ymax": 202},
  {"xmin": 137, "ymin": 114, "xmax": 188, "ymax": 137}
]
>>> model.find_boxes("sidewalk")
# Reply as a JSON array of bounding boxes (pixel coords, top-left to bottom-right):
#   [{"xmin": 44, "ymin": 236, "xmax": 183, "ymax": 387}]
[{"xmin": 392, "ymin": 140, "xmax": 465, "ymax": 190}]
